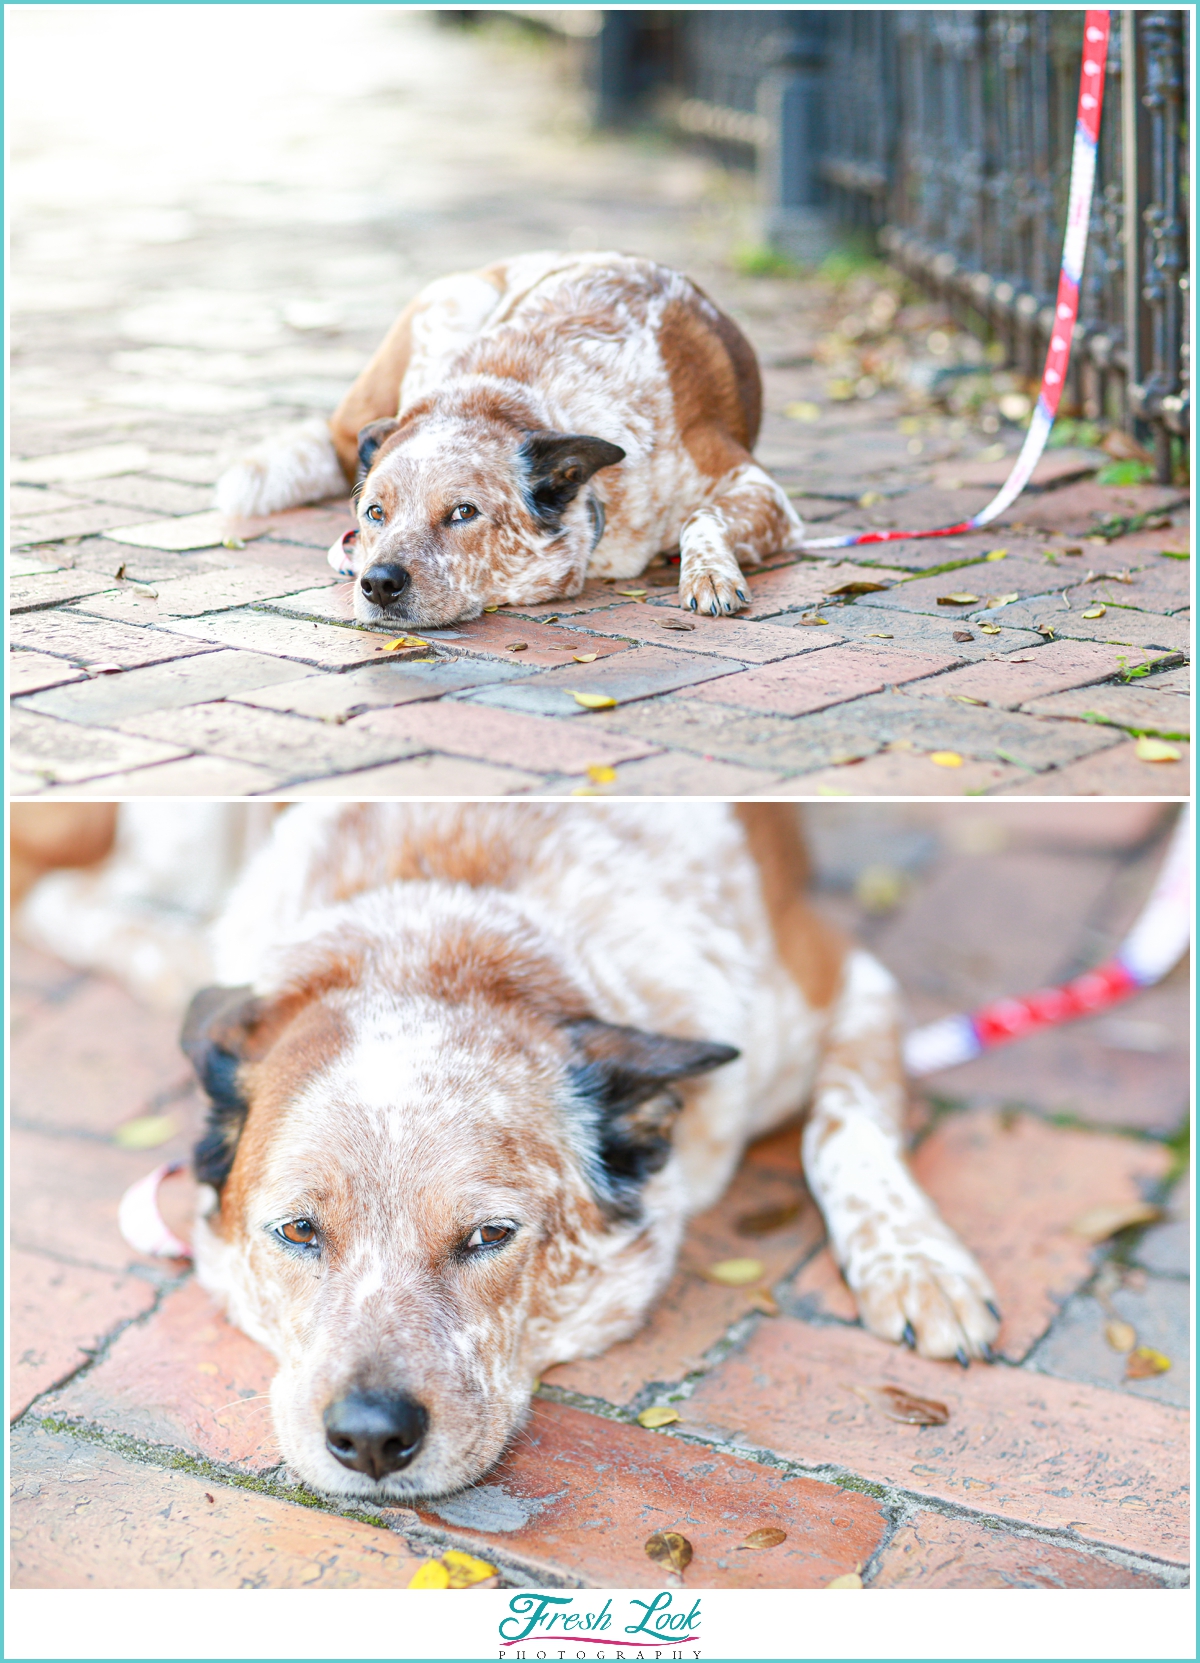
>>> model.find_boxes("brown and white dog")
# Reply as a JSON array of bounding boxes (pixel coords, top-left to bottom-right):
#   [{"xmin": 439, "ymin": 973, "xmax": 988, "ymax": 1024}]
[
  {"xmin": 214, "ymin": 252, "xmax": 804, "ymax": 626},
  {"xmin": 168, "ymin": 802, "xmax": 998, "ymax": 1503}
]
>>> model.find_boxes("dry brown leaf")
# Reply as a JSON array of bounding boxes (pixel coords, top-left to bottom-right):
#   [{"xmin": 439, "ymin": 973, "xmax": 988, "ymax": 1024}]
[
  {"xmin": 704, "ymin": 1257, "xmax": 765, "ymax": 1286},
  {"xmin": 659, "ymin": 618, "xmax": 695, "ymax": 631},
  {"xmin": 506, "ymin": 641, "xmax": 528, "ymax": 652},
  {"xmin": 637, "ymin": 1405, "xmax": 681, "ymax": 1429},
  {"xmin": 736, "ymin": 1201, "xmax": 803, "ymax": 1236},
  {"xmin": 1071, "ymin": 1202, "xmax": 1163, "ymax": 1241},
  {"xmin": 738, "ymin": 1527, "xmax": 787, "ymax": 1551},
  {"xmin": 855, "ymin": 1385, "xmax": 949, "ymax": 1425},
  {"xmin": 1105, "ymin": 1320, "xmax": 1137, "ymax": 1354},
  {"xmin": 952, "ymin": 630, "xmax": 974, "ymax": 642},
  {"xmin": 937, "ymin": 593, "xmax": 980, "ymax": 606},
  {"xmin": 1126, "ymin": 1346, "xmax": 1171, "ymax": 1379},
  {"xmin": 645, "ymin": 1531, "xmax": 693, "ymax": 1574},
  {"xmin": 825, "ymin": 580, "xmax": 890, "ymax": 596},
  {"xmin": 748, "ymin": 1288, "xmax": 780, "ymax": 1316}
]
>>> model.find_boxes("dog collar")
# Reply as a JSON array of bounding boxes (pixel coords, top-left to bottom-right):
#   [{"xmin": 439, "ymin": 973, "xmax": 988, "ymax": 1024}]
[{"xmin": 588, "ymin": 495, "xmax": 606, "ymax": 552}]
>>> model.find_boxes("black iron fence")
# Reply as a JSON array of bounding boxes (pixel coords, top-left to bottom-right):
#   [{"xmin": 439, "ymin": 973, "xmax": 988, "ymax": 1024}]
[{"xmin": 590, "ymin": 8, "xmax": 1190, "ymax": 476}]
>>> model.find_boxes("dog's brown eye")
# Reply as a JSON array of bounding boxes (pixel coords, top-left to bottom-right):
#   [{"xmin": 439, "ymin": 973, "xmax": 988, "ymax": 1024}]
[
  {"xmin": 466, "ymin": 1220, "xmax": 517, "ymax": 1251},
  {"xmin": 279, "ymin": 1219, "xmax": 317, "ymax": 1246},
  {"xmin": 449, "ymin": 503, "xmax": 477, "ymax": 523},
  {"xmin": 365, "ymin": 505, "xmax": 384, "ymax": 522}
]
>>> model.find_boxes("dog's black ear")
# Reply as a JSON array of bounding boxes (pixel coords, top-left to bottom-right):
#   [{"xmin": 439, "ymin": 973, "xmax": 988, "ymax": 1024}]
[
  {"xmin": 520, "ymin": 433, "xmax": 625, "ymax": 529},
  {"xmin": 563, "ymin": 1018, "xmax": 738, "ymax": 1215},
  {"xmin": 181, "ymin": 985, "xmax": 262, "ymax": 1190},
  {"xmin": 357, "ymin": 418, "xmax": 402, "ymax": 484}
]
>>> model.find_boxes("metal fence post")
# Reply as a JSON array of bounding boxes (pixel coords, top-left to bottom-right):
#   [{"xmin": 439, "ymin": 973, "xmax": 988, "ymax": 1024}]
[{"xmin": 759, "ymin": 13, "xmax": 835, "ymax": 261}]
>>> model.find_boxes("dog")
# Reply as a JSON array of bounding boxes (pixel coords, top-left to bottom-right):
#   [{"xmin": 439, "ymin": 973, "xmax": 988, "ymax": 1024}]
[
  {"xmin": 214, "ymin": 252, "xmax": 804, "ymax": 627},
  {"xmin": 164, "ymin": 802, "xmax": 999, "ymax": 1503}
]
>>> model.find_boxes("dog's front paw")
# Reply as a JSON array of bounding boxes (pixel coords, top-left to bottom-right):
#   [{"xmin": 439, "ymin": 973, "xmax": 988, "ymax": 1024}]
[
  {"xmin": 678, "ymin": 512, "xmax": 749, "ymax": 617},
  {"xmin": 847, "ymin": 1221, "xmax": 1000, "ymax": 1364}
]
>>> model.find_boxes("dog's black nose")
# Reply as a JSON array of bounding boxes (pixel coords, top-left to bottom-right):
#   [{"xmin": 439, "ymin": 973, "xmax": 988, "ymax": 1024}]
[
  {"xmin": 324, "ymin": 1391, "xmax": 427, "ymax": 1479},
  {"xmin": 359, "ymin": 564, "xmax": 410, "ymax": 607}
]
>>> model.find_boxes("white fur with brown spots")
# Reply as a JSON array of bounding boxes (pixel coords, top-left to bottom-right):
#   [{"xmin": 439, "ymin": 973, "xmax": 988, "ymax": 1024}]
[
  {"xmin": 179, "ymin": 803, "xmax": 996, "ymax": 1502},
  {"xmin": 214, "ymin": 253, "xmax": 804, "ymax": 626}
]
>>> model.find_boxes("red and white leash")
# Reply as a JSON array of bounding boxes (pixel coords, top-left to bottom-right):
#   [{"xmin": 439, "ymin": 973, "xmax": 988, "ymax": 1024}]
[
  {"xmin": 905, "ymin": 807, "xmax": 1192, "ymax": 1077},
  {"xmin": 802, "ymin": 10, "xmax": 1111, "ymax": 554}
]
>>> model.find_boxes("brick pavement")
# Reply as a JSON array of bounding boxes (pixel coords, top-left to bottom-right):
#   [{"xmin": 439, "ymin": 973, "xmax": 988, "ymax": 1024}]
[
  {"xmin": 8, "ymin": 10, "xmax": 1191, "ymax": 799},
  {"xmin": 10, "ymin": 805, "xmax": 1190, "ymax": 1589}
]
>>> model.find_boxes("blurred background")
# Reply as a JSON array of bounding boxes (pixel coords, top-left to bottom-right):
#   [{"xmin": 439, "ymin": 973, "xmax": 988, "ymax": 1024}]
[{"xmin": 8, "ymin": 6, "xmax": 1189, "ymax": 491}]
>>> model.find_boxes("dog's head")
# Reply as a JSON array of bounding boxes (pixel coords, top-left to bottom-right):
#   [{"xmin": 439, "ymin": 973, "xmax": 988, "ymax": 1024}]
[
  {"xmin": 182, "ymin": 891, "xmax": 735, "ymax": 1500},
  {"xmin": 343, "ymin": 400, "xmax": 624, "ymax": 628}
]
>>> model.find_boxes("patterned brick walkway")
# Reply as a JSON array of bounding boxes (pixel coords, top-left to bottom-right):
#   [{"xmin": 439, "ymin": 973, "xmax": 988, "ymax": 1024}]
[
  {"xmin": 11, "ymin": 806, "xmax": 1190, "ymax": 1588},
  {"xmin": 9, "ymin": 11, "xmax": 1190, "ymax": 799}
]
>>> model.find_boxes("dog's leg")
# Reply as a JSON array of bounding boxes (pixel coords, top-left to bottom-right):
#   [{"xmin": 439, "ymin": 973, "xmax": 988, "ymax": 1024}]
[
  {"xmin": 677, "ymin": 443, "xmax": 804, "ymax": 616},
  {"xmin": 801, "ymin": 949, "xmax": 1000, "ymax": 1362}
]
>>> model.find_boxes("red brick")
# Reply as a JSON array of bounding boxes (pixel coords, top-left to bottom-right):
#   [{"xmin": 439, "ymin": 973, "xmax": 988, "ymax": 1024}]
[
  {"xmin": 561, "ymin": 751, "xmax": 783, "ymax": 797},
  {"xmin": 446, "ymin": 612, "xmax": 633, "ymax": 668},
  {"xmin": 1066, "ymin": 558, "xmax": 1191, "ymax": 615},
  {"xmin": 930, "ymin": 448, "xmax": 1099, "ymax": 492},
  {"xmin": 998, "ymin": 738, "xmax": 1190, "ymax": 796},
  {"xmin": 679, "ymin": 1318, "xmax": 1189, "ymax": 1561},
  {"xmin": 12, "ymin": 1126, "xmax": 195, "ymax": 1276},
  {"xmin": 8, "ymin": 649, "xmax": 89, "ymax": 697},
  {"xmin": 1000, "ymin": 479, "xmax": 1185, "ymax": 536},
  {"xmin": 922, "ymin": 800, "xmax": 1174, "ymax": 852},
  {"xmin": 912, "ymin": 1110, "xmax": 1171, "ymax": 1359},
  {"xmin": 503, "ymin": 577, "xmax": 677, "ymax": 619},
  {"xmin": 10, "ymin": 1247, "xmax": 158, "ymax": 1420},
  {"xmin": 10, "ymin": 1420, "xmax": 425, "ymax": 1589},
  {"xmin": 770, "ymin": 750, "xmax": 1026, "ymax": 797},
  {"xmin": 1023, "ymin": 683, "xmax": 1189, "ymax": 735},
  {"xmin": 547, "ymin": 1129, "xmax": 823, "ymax": 1404},
  {"xmin": 349, "ymin": 699, "xmax": 657, "ymax": 775},
  {"xmin": 42, "ymin": 1280, "xmax": 279, "ymax": 1470},
  {"xmin": 11, "ymin": 976, "xmax": 195, "ymax": 1136},
  {"xmin": 419, "ymin": 1399, "xmax": 887, "ymax": 1588},
  {"xmin": 576, "ymin": 603, "xmax": 828, "ymax": 663},
  {"xmin": 923, "ymin": 1016, "xmax": 1190, "ymax": 1135},
  {"xmin": 741, "ymin": 560, "xmax": 890, "ymax": 620},
  {"xmin": 691, "ymin": 644, "xmax": 956, "ymax": 717},
  {"xmin": 8, "ymin": 939, "xmax": 84, "ymax": 1037},
  {"xmin": 907, "ymin": 639, "xmax": 1136, "ymax": 709},
  {"xmin": 257, "ymin": 500, "xmax": 356, "ymax": 549},
  {"xmin": 787, "ymin": 1246, "xmax": 859, "ymax": 1324},
  {"xmin": 871, "ymin": 1510, "xmax": 1169, "ymax": 1588}
]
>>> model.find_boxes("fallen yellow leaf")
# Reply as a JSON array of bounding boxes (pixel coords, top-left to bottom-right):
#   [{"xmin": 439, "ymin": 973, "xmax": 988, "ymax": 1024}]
[
  {"xmin": 858, "ymin": 490, "xmax": 883, "ymax": 507},
  {"xmin": 827, "ymin": 1573, "xmax": 863, "ymax": 1589},
  {"xmin": 797, "ymin": 615, "xmax": 829, "ymax": 626},
  {"xmin": 1126, "ymin": 1346, "xmax": 1171, "ymax": 1379},
  {"xmin": 1136, "ymin": 737, "xmax": 1181, "ymax": 763},
  {"xmin": 705, "ymin": 1257, "xmax": 765, "ymax": 1286},
  {"xmin": 617, "ymin": 589, "xmax": 647, "ymax": 599},
  {"xmin": 985, "ymin": 548, "xmax": 1008, "ymax": 561},
  {"xmin": 441, "ymin": 1549, "xmax": 498, "ymax": 1587},
  {"xmin": 113, "ymin": 1114, "xmax": 178, "ymax": 1150},
  {"xmin": 937, "ymin": 593, "xmax": 980, "ymax": 606},
  {"xmin": 985, "ymin": 592, "xmax": 1019, "ymax": 609},
  {"xmin": 1105, "ymin": 1320, "xmax": 1137, "ymax": 1354},
  {"xmin": 748, "ymin": 1288, "xmax": 780, "ymax": 1316},
  {"xmin": 637, "ymin": 1405, "xmax": 681, "ymax": 1429},
  {"xmin": 1081, "ymin": 606, "xmax": 1106, "ymax": 619},
  {"xmin": 586, "ymin": 764, "xmax": 617, "ymax": 785},
  {"xmin": 570, "ymin": 691, "xmax": 617, "ymax": 709},
  {"xmin": 408, "ymin": 1559, "xmax": 451, "ymax": 1589},
  {"xmin": 867, "ymin": 632, "xmax": 893, "ymax": 639},
  {"xmin": 783, "ymin": 400, "xmax": 821, "ymax": 422},
  {"xmin": 483, "ymin": 605, "xmax": 499, "ymax": 613},
  {"xmin": 1071, "ymin": 1201, "xmax": 1162, "ymax": 1241},
  {"xmin": 978, "ymin": 623, "xmax": 1002, "ymax": 634},
  {"xmin": 930, "ymin": 751, "xmax": 964, "ymax": 768},
  {"xmin": 573, "ymin": 652, "xmax": 598, "ymax": 663},
  {"xmin": 380, "ymin": 635, "xmax": 428, "ymax": 652}
]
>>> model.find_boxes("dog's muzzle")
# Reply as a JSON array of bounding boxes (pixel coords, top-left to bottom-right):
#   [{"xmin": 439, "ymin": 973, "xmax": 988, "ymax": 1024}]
[{"xmin": 323, "ymin": 1389, "xmax": 428, "ymax": 1479}]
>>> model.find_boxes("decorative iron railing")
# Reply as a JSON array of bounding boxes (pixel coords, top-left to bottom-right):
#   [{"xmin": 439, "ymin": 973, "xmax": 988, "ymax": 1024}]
[{"xmin": 588, "ymin": 8, "xmax": 1190, "ymax": 475}]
